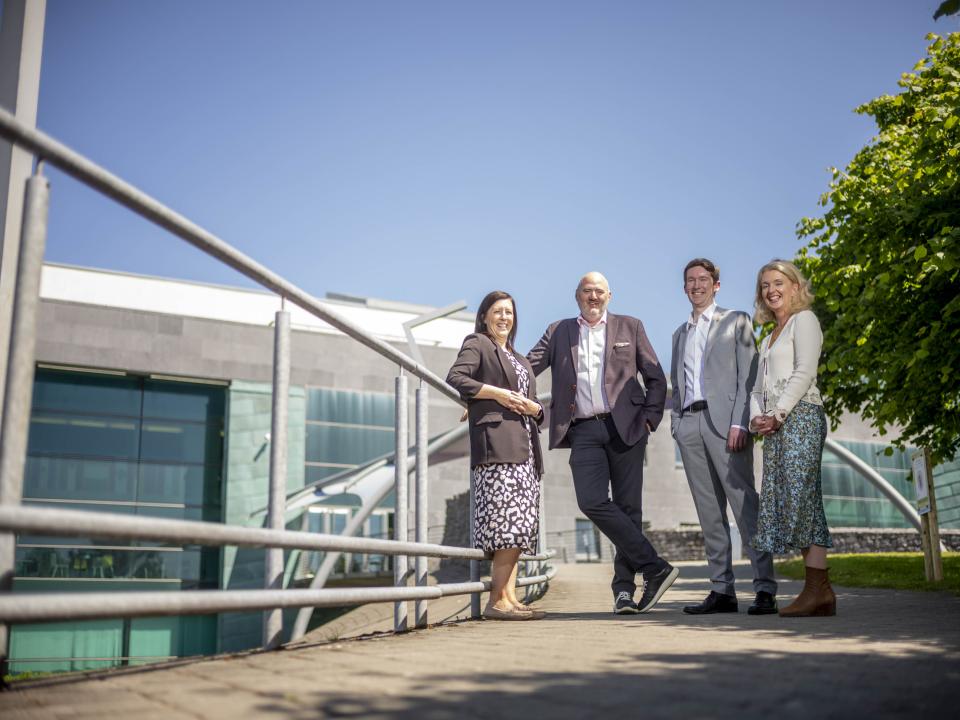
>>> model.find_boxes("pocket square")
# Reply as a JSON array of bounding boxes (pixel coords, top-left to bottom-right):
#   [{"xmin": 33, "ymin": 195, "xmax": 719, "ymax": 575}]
[{"xmin": 613, "ymin": 342, "xmax": 630, "ymax": 348}]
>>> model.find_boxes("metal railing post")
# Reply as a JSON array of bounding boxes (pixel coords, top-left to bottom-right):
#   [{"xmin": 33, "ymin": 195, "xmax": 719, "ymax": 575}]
[
  {"xmin": 414, "ymin": 385, "xmax": 428, "ymax": 628},
  {"xmin": 263, "ymin": 307, "xmax": 290, "ymax": 649},
  {"xmin": 469, "ymin": 472, "xmax": 481, "ymax": 619},
  {"xmin": 393, "ymin": 373, "xmax": 409, "ymax": 632},
  {"xmin": 538, "ymin": 484, "xmax": 547, "ymax": 596},
  {"xmin": 0, "ymin": 165, "xmax": 49, "ymax": 678}
]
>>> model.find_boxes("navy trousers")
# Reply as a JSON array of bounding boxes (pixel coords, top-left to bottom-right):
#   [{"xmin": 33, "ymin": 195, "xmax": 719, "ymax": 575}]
[{"xmin": 568, "ymin": 415, "xmax": 664, "ymax": 596}]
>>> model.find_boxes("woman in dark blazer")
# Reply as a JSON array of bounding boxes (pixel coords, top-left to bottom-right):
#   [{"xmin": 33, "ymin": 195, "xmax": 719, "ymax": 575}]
[{"xmin": 446, "ymin": 290, "xmax": 545, "ymax": 621}]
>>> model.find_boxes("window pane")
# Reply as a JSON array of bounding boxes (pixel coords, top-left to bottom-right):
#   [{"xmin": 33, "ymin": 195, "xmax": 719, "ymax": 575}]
[
  {"xmin": 305, "ymin": 465, "xmax": 351, "ymax": 485},
  {"xmin": 28, "ymin": 414, "xmax": 140, "ymax": 459},
  {"xmin": 32, "ymin": 370, "xmax": 141, "ymax": 417},
  {"xmin": 9, "ymin": 620, "xmax": 124, "ymax": 674},
  {"xmin": 143, "ymin": 381, "xmax": 225, "ymax": 422},
  {"xmin": 306, "ymin": 425, "xmax": 394, "ymax": 465},
  {"xmin": 139, "ymin": 462, "xmax": 221, "ymax": 508},
  {"xmin": 306, "ymin": 388, "xmax": 394, "ymax": 427},
  {"xmin": 140, "ymin": 421, "xmax": 223, "ymax": 465},
  {"xmin": 24, "ymin": 456, "xmax": 138, "ymax": 502},
  {"xmin": 14, "ymin": 547, "xmax": 186, "ymax": 581}
]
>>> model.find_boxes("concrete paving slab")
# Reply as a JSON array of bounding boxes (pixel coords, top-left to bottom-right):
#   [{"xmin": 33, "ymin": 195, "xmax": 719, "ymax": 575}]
[{"xmin": 2, "ymin": 561, "xmax": 958, "ymax": 718}]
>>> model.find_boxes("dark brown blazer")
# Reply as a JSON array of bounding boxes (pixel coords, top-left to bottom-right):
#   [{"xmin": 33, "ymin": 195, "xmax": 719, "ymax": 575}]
[
  {"xmin": 527, "ymin": 313, "xmax": 667, "ymax": 450},
  {"xmin": 446, "ymin": 333, "xmax": 544, "ymax": 474}
]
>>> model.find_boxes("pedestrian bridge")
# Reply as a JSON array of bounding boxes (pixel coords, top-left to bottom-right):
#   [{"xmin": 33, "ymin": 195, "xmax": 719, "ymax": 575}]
[{"xmin": 2, "ymin": 562, "xmax": 957, "ymax": 718}]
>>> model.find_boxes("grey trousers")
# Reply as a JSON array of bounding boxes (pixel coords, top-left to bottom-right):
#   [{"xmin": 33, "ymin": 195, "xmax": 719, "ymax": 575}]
[{"xmin": 675, "ymin": 410, "xmax": 776, "ymax": 596}]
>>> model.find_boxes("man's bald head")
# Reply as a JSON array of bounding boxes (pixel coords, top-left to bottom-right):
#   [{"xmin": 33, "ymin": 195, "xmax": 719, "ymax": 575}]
[
  {"xmin": 577, "ymin": 271, "xmax": 610, "ymax": 294},
  {"xmin": 576, "ymin": 271, "xmax": 612, "ymax": 326}
]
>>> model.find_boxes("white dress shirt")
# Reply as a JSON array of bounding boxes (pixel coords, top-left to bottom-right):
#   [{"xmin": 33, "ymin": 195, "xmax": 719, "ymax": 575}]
[
  {"xmin": 575, "ymin": 312, "xmax": 610, "ymax": 418},
  {"xmin": 683, "ymin": 302, "xmax": 715, "ymax": 410}
]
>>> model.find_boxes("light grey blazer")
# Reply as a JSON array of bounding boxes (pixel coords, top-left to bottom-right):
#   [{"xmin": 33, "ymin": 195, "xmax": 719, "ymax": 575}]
[{"xmin": 669, "ymin": 306, "xmax": 758, "ymax": 438}]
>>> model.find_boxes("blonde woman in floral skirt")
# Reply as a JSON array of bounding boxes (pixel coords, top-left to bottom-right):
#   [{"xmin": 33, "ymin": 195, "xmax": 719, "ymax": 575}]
[{"xmin": 749, "ymin": 260, "xmax": 835, "ymax": 617}]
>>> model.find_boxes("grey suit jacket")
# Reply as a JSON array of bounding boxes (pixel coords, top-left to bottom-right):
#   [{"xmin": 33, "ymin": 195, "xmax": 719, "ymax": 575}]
[
  {"xmin": 669, "ymin": 306, "xmax": 758, "ymax": 438},
  {"xmin": 528, "ymin": 313, "xmax": 667, "ymax": 450}
]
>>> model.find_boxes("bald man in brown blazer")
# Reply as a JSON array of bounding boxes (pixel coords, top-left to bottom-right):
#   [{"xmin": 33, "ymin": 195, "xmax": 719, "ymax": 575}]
[{"xmin": 528, "ymin": 272, "xmax": 678, "ymax": 614}]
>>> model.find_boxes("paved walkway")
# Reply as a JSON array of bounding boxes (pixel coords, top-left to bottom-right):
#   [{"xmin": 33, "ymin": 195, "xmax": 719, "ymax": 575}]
[{"xmin": 2, "ymin": 561, "xmax": 958, "ymax": 719}]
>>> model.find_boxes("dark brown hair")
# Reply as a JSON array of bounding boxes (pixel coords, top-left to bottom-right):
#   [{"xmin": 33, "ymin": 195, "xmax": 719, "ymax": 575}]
[
  {"xmin": 684, "ymin": 258, "xmax": 720, "ymax": 283},
  {"xmin": 474, "ymin": 290, "xmax": 517, "ymax": 351}
]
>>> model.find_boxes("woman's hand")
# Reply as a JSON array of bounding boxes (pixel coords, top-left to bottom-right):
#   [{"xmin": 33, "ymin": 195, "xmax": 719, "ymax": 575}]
[
  {"xmin": 514, "ymin": 393, "xmax": 542, "ymax": 417},
  {"xmin": 751, "ymin": 415, "xmax": 783, "ymax": 436},
  {"xmin": 491, "ymin": 388, "xmax": 526, "ymax": 414}
]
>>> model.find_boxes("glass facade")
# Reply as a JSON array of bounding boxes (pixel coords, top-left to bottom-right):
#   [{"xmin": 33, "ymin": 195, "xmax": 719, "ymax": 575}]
[
  {"xmin": 672, "ymin": 434, "xmax": 929, "ymax": 529},
  {"xmin": 934, "ymin": 457, "xmax": 960, "ymax": 530},
  {"xmin": 301, "ymin": 387, "xmax": 396, "ymax": 578},
  {"xmin": 10, "ymin": 368, "xmax": 226, "ymax": 674},
  {"xmin": 820, "ymin": 440, "xmax": 915, "ymax": 529}
]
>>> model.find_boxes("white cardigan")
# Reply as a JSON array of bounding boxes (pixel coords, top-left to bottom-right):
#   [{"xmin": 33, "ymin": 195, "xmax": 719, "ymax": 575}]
[{"xmin": 750, "ymin": 309, "xmax": 823, "ymax": 421}]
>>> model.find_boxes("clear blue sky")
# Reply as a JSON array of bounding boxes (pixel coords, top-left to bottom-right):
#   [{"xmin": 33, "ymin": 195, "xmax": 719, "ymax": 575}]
[{"xmin": 19, "ymin": 0, "xmax": 956, "ymax": 360}]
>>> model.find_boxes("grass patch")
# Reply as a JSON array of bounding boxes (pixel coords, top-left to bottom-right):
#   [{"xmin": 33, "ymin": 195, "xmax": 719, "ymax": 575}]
[{"xmin": 775, "ymin": 552, "xmax": 960, "ymax": 595}]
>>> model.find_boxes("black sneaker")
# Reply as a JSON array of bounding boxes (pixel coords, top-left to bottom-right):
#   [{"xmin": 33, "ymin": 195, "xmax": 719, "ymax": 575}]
[
  {"xmin": 613, "ymin": 591, "xmax": 639, "ymax": 614},
  {"xmin": 637, "ymin": 563, "xmax": 679, "ymax": 613},
  {"xmin": 747, "ymin": 591, "xmax": 778, "ymax": 615}
]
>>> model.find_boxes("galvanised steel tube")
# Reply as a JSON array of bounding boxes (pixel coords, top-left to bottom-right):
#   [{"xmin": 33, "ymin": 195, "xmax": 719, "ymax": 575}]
[
  {"xmin": 0, "ymin": 109, "xmax": 463, "ymax": 405},
  {"xmin": 0, "ymin": 586, "xmax": 443, "ymax": 624},
  {"xmin": 414, "ymin": 386, "xmax": 429, "ymax": 629},
  {"xmin": 0, "ymin": 168, "xmax": 49, "ymax": 673},
  {"xmin": 0, "ymin": 568, "xmax": 556, "ymax": 625},
  {"xmin": 264, "ymin": 309, "xmax": 290, "ymax": 649},
  {"xmin": 469, "ymin": 479, "xmax": 481, "ymax": 619},
  {"xmin": 393, "ymin": 374, "xmax": 409, "ymax": 632},
  {"xmin": 0, "ymin": 506, "xmax": 553, "ymax": 560}
]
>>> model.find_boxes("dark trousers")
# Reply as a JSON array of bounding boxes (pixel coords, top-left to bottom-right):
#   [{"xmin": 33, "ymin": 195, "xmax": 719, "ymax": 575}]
[{"xmin": 568, "ymin": 416, "xmax": 663, "ymax": 596}]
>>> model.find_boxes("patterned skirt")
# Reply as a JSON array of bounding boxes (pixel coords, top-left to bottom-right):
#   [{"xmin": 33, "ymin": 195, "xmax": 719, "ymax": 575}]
[
  {"xmin": 472, "ymin": 448, "xmax": 540, "ymax": 556},
  {"xmin": 752, "ymin": 401, "xmax": 833, "ymax": 554}
]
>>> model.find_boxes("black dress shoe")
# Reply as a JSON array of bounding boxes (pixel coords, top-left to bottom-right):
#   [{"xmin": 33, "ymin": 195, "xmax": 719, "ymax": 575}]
[
  {"xmin": 747, "ymin": 591, "xmax": 778, "ymax": 615},
  {"xmin": 613, "ymin": 591, "xmax": 639, "ymax": 614},
  {"xmin": 683, "ymin": 590, "xmax": 739, "ymax": 615},
  {"xmin": 637, "ymin": 562, "xmax": 679, "ymax": 613}
]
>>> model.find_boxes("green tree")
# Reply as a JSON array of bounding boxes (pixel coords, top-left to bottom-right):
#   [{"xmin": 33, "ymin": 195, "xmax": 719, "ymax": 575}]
[{"xmin": 795, "ymin": 33, "xmax": 960, "ymax": 464}]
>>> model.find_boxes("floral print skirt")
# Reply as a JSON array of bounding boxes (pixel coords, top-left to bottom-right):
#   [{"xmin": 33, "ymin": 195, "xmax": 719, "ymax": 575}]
[
  {"xmin": 472, "ymin": 450, "xmax": 540, "ymax": 556},
  {"xmin": 752, "ymin": 401, "xmax": 833, "ymax": 554}
]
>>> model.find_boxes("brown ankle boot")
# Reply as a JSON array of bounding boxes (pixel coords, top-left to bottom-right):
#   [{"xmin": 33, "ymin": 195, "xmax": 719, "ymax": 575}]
[{"xmin": 779, "ymin": 566, "xmax": 836, "ymax": 617}]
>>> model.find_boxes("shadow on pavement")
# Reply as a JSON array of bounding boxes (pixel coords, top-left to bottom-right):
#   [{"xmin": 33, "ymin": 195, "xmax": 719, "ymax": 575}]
[{"xmin": 250, "ymin": 647, "xmax": 958, "ymax": 719}]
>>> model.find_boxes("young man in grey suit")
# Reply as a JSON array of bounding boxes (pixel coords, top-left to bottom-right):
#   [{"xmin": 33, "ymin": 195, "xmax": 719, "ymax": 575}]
[
  {"xmin": 529, "ymin": 272, "xmax": 678, "ymax": 614},
  {"xmin": 670, "ymin": 258, "xmax": 777, "ymax": 615}
]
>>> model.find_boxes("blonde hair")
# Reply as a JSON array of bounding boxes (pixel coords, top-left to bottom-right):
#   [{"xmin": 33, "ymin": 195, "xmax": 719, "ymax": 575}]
[{"xmin": 753, "ymin": 259, "xmax": 814, "ymax": 324}]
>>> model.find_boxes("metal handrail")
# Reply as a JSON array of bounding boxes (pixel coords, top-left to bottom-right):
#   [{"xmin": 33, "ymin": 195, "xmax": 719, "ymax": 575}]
[
  {"xmin": 0, "ymin": 566, "xmax": 557, "ymax": 624},
  {"xmin": 0, "ymin": 107, "xmax": 556, "ymax": 662},
  {"xmin": 0, "ymin": 504, "xmax": 556, "ymax": 625},
  {"xmin": 0, "ymin": 108, "xmax": 462, "ymax": 405},
  {"xmin": 0, "ymin": 506, "xmax": 553, "ymax": 562}
]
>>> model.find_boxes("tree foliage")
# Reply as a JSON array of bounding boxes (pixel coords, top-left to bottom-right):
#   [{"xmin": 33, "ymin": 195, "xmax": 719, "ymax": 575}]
[
  {"xmin": 795, "ymin": 33, "xmax": 960, "ymax": 464},
  {"xmin": 934, "ymin": 0, "xmax": 960, "ymax": 21}
]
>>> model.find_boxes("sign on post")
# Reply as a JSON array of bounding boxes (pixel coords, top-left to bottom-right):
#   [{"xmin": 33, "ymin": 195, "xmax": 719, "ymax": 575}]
[{"xmin": 911, "ymin": 449, "xmax": 943, "ymax": 583}]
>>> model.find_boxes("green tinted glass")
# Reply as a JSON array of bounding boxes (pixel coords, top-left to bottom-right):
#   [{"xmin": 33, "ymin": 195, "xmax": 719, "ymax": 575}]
[
  {"xmin": 305, "ymin": 424, "xmax": 394, "ymax": 465},
  {"xmin": 32, "ymin": 370, "xmax": 141, "ymax": 416},
  {"xmin": 306, "ymin": 388, "xmax": 394, "ymax": 426}
]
